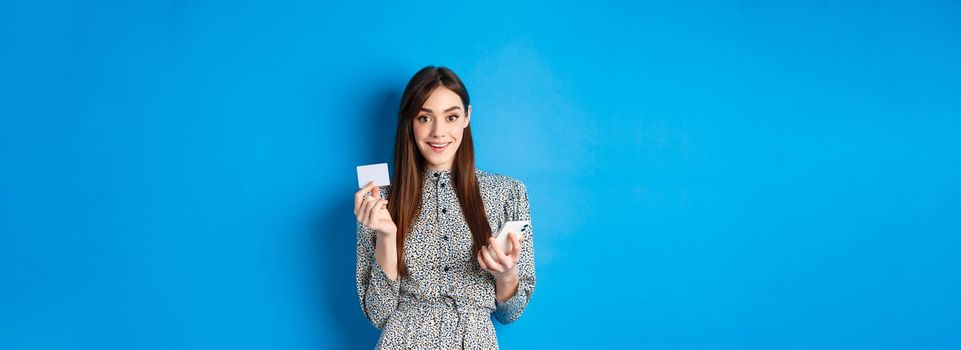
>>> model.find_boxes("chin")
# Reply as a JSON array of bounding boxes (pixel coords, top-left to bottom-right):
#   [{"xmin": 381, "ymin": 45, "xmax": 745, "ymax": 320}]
[{"xmin": 425, "ymin": 155, "xmax": 455, "ymax": 167}]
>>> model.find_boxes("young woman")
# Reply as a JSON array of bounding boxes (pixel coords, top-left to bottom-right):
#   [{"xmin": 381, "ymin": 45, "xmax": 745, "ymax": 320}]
[{"xmin": 353, "ymin": 66, "xmax": 536, "ymax": 349}]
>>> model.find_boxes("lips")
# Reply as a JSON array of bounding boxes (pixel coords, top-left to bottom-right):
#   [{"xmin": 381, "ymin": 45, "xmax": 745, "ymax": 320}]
[{"xmin": 427, "ymin": 142, "xmax": 451, "ymax": 153}]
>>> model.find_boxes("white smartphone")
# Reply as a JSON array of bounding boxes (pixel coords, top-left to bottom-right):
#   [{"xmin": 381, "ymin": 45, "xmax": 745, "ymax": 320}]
[{"xmin": 492, "ymin": 220, "xmax": 530, "ymax": 254}]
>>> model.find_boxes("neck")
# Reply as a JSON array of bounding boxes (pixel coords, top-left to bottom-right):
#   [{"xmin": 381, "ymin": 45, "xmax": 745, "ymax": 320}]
[{"xmin": 425, "ymin": 164, "xmax": 452, "ymax": 171}]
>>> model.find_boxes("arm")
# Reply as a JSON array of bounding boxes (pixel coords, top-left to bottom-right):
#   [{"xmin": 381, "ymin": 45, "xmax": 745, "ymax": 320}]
[
  {"xmin": 495, "ymin": 272, "xmax": 520, "ymax": 303},
  {"xmin": 354, "ymin": 185, "xmax": 400, "ymax": 329},
  {"xmin": 356, "ymin": 222, "xmax": 401, "ymax": 329},
  {"xmin": 493, "ymin": 180, "xmax": 536, "ymax": 324}
]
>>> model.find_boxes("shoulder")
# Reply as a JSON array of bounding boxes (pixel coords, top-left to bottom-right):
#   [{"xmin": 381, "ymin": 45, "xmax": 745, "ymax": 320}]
[{"xmin": 475, "ymin": 169, "xmax": 526, "ymax": 193}]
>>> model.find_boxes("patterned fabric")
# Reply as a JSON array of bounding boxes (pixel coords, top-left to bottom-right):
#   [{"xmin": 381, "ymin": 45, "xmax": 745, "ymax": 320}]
[{"xmin": 356, "ymin": 168, "xmax": 536, "ymax": 349}]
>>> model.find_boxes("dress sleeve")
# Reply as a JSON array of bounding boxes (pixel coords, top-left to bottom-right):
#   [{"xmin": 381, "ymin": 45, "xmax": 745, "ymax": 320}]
[
  {"xmin": 355, "ymin": 187, "xmax": 401, "ymax": 329},
  {"xmin": 493, "ymin": 179, "xmax": 537, "ymax": 324}
]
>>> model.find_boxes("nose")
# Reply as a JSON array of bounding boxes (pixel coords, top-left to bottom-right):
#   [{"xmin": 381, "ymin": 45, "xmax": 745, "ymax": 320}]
[{"xmin": 429, "ymin": 119, "xmax": 446, "ymax": 139}]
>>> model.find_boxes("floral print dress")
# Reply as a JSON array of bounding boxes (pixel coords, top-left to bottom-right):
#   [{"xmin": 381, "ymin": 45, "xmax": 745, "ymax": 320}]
[{"xmin": 356, "ymin": 168, "xmax": 536, "ymax": 349}]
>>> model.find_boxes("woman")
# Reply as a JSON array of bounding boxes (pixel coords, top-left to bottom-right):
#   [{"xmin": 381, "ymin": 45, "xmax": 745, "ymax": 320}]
[{"xmin": 353, "ymin": 66, "xmax": 536, "ymax": 349}]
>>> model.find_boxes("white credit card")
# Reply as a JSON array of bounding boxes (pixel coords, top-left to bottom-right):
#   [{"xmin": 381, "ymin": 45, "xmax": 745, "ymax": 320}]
[{"xmin": 356, "ymin": 163, "xmax": 391, "ymax": 188}]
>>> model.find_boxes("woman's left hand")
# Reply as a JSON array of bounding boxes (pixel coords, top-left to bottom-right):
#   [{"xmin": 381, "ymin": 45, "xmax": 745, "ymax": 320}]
[{"xmin": 477, "ymin": 231, "xmax": 522, "ymax": 282}]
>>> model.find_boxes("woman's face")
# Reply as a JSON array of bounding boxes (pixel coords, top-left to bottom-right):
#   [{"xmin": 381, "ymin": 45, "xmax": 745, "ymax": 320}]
[{"xmin": 412, "ymin": 86, "xmax": 471, "ymax": 171}]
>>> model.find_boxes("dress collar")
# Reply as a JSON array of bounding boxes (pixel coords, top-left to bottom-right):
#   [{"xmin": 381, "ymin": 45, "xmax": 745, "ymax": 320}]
[{"xmin": 423, "ymin": 168, "xmax": 453, "ymax": 179}]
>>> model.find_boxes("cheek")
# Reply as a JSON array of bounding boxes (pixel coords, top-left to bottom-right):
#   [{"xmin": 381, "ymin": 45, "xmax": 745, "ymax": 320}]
[
  {"xmin": 412, "ymin": 124, "xmax": 431, "ymax": 141},
  {"xmin": 451, "ymin": 123, "xmax": 466, "ymax": 141}
]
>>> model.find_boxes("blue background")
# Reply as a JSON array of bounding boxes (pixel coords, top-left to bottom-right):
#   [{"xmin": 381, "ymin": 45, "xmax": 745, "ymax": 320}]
[{"xmin": 2, "ymin": 0, "xmax": 960, "ymax": 349}]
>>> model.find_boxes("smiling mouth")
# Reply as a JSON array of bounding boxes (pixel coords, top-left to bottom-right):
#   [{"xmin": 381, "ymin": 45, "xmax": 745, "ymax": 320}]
[{"xmin": 427, "ymin": 142, "xmax": 451, "ymax": 153}]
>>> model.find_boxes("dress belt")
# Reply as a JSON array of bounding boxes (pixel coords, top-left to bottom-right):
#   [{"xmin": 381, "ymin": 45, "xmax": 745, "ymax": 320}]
[
  {"xmin": 398, "ymin": 295, "xmax": 490, "ymax": 314},
  {"xmin": 398, "ymin": 296, "xmax": 490, "ymax": 347}
]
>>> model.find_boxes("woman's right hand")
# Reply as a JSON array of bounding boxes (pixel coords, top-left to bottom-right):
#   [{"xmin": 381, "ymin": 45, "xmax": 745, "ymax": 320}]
[{"xmin": 354, "ymin": 181, "xmax": 397, "ymax": 237}]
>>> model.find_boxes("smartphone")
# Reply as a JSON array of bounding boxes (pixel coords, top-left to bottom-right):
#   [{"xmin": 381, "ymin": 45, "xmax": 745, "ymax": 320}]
[{"xmin": 492, "ymin": 220, "xmax": 530, "ymax": 254}]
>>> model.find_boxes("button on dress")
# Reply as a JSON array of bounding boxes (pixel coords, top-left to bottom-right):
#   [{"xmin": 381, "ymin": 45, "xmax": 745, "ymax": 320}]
[{"xmin": 356, "ymin": 168, "xmax": 536, "ymax": 349}]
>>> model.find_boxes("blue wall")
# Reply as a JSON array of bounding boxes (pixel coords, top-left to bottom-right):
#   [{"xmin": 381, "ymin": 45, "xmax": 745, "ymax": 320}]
[{"xmin": 2, "ymin": 1, "xmax": 960, "ymax": 349}]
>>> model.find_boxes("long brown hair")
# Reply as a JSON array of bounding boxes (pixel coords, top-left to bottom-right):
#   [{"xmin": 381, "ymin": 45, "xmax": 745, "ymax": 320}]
[{"xmin": 388, "ymin": 66, "xmax": 491, "ymax": 277}]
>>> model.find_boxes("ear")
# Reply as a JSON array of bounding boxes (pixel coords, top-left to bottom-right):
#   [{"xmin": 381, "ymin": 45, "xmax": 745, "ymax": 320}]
[{"xmin": 465, "ymin": 105, "xmax": 471, "ymax": 128}]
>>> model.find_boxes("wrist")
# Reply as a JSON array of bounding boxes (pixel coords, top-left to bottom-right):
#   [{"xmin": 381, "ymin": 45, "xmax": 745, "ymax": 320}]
[
  {"xmin": 375, "ymin": 232, "xmax": 397, "ymax": 246},
  {"xmin": 375, "ymin": 227, "xmax": 397, "ymax": 238},
  {"xmin": 494, "ymin": 272, "xmax": 520, "ymax": 303},
  {"xmin": 495, "ymin": 271, "xmax": 519, "ymax": 285}
]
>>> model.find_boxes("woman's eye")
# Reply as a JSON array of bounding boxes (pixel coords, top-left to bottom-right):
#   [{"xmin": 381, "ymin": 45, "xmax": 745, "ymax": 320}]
[
  {"xmin": 417, "ymin": 115, "xmax": 430, "ymax": 122},
  {"xmin": 447, "ymin": 115, "xmax": 458, "ymax": 121}
]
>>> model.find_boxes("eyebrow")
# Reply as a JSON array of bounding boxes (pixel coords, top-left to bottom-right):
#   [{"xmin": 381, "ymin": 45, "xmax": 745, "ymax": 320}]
[{"xmin": 419, "ymin": 106, "xmax": 462, "ymax": 114}]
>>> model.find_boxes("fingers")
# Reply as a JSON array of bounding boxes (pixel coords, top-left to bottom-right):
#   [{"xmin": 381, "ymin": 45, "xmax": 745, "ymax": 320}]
[
  {"xmin": 367, "ymin": 198, "xmax": 387, "ymax": 226},
  {"xmin": 371, "ymin": 185, "xmax": 382, "ymax": 199},
  {"xmin": 477, "ymin": 250, "xmax": 488, "ymax": 271},
  {"xmin": 489, "ymin": 236, "xmax": 510, "ymax": 263},
  {"xmin": 508, "ymin": 231, "xmax": 522, "ymax": 260},
  {"xmin": 354, "ymin": 181, "xmax": 376, "ymax": 215},
  {"xmin": 481, "ymin": 245, "xmax": 504, "ymax": 272},
  {"xmin": 479, "ymin": 248, "xmax": 498, "ymax": 271},
  {"xmin": 358, "ymin": 198, "xmax": 372, "ymax": 226},
  {"xmin": 358, "ymin": 196, "xmax": 377, "ymax": 226}
]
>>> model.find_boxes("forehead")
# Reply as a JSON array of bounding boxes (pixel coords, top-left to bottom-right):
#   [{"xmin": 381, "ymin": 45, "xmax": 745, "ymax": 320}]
[{"xmin": 422, "ymin": 87, "xmax": 463, "ymax": 110}]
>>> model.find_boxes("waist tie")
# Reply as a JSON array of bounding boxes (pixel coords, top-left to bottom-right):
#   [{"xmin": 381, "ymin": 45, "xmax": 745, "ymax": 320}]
[{"xmin": 398, "ymin": 296, "xmax": 490, "ymax": 348}]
